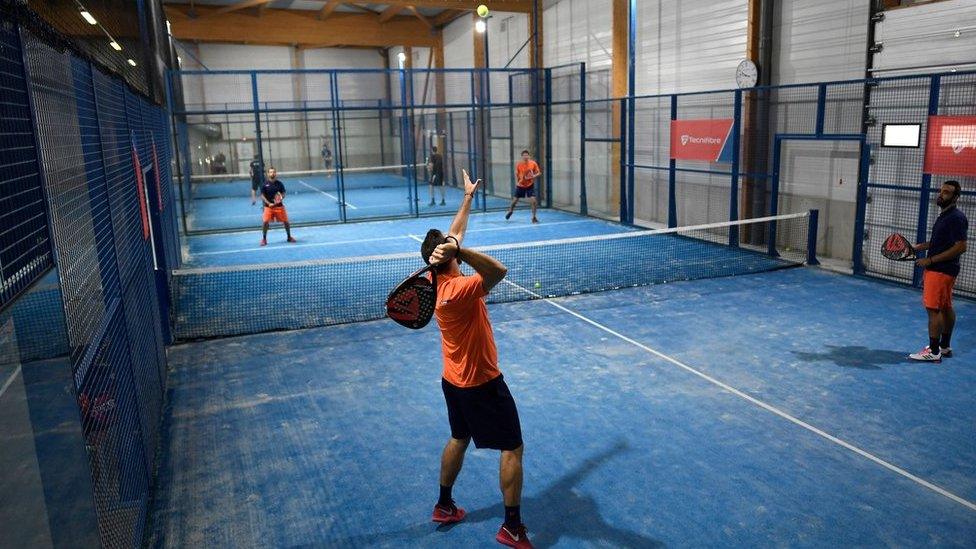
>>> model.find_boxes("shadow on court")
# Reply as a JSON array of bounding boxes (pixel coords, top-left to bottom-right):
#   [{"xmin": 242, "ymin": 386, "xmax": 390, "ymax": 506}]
[
  {"xmin": 792, "ymin": 345, "xmax": 912, "ymax": 370},
  {"xmin": 325, "ymin": 441, "xmax": 663, "ymax": 548}
]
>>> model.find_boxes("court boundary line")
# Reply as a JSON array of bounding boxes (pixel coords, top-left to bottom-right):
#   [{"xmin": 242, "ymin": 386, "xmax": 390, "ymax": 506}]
[
  {"xmin": 298, "ymin": 179, "xmax": 358, "ymax": 210},
  {"xmin": 501, "ymin": 279, "xmax": 976, "ymax": 513},
  {"xmin": 190, "ymin": 219, "xmax": 606, "ymax": 257},
  {"xmin": 0, "ymin": 366, "xmax": 22, "ymax": 399}
]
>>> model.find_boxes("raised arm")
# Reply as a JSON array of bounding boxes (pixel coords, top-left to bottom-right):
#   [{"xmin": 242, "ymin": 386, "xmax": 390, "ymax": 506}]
[
  {"xmin": 458, "ymin": 247, "xmax": 507, "ymax": 293},
  {"xmin": 447, "ymin": 169, "xmax": 481, "ymax": 245}
]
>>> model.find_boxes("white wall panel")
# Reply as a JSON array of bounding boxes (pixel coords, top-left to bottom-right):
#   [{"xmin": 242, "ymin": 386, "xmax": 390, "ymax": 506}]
[
  {"xmin": 543, "ymin": 0, "xmax": 612, "ymax": 70},
  {"xmin": 488, "ymin": 13, "xmax": 530, "ymax": 69},
  {"xmin": 635, "ymin": 0, "xmax": 748, "ymax": 95},
  {"xmin": 874, "ymin": 0, "xmax": 976, "ymax": 73},
  {"xmin": 444, "ymin": 17, "xmax": 475, "ymax": 68},
  {"xmin": 772, "ymin": 0, "xmax": 868, "ymax": 84}
]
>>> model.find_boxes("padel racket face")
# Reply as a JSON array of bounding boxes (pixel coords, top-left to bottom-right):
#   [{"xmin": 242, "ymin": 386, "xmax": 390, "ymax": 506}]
[
  {"xmin": 386, "ymin": 266, "xmax": 437, "ymax": 329},
  {"xmin": 881, "ymin": 233, "xmax": 915, "ymax": 261}
]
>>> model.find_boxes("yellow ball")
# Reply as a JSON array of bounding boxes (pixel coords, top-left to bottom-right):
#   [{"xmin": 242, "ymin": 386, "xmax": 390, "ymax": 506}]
[{"xmin": 477, "ymin": 4, "xmax": 489, "ymax": 18}]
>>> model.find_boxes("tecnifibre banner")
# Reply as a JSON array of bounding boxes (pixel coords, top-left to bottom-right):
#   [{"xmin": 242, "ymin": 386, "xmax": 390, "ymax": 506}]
[
  {"xmin": 924, "ymin": 116, "xmax": 976, "ymax": 177},
  {"xmin": 670, "ymin": 119, "xmax": 735, "ymax": 163}
]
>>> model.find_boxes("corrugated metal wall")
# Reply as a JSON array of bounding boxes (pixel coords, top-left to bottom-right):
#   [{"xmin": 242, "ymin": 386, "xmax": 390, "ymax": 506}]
[{"xmin": 874, "ymin": 0, "xmax": 976, "ymax": 73}]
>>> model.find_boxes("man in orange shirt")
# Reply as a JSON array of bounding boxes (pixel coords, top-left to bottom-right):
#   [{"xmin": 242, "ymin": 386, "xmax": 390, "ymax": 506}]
[
  {"xmin": 421, "ymin": 169, "xmax": 533, "ymax": 548},
  {"xmin": 505, "ymin": 150, "xmax": 542, "ymax": 223}
]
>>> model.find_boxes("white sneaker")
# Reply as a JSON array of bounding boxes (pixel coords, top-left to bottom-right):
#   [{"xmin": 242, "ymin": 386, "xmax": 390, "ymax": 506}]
[
  {"xmin": 940, "ymin": 347, "xmax": 953, "ymax": 358},
  {"xmin": 909, "ymin": 347, "xmax": 941, "ymax": 362}
]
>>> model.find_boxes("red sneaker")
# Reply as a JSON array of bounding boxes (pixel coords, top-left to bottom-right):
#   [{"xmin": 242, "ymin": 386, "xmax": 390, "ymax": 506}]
[
  {"xmin": 432, "ymin": 502, "xmax": 466, "ymax": 524},
  {"xmin": 260, "ymin": 239, "xmax": 267, "ymax": 246},
  {"xmin": 496, "ymin": 524, "xmax": 533, "ymax": 548},
  {"xmin": 287, "ymin": 237, "xmax": 297, "ymax": 243}
]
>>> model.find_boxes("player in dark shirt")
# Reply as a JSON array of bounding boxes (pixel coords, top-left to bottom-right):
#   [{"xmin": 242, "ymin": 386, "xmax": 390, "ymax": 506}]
[
  {"xmin": 250, "ymin": 157, "xmax": 264, "ymax": 205},
  {"xmin": 259, "ymin": 167, "xmax": 297, "ymax": 246},
  {"xmin": 428, "ymin": 146, "xmax": 446, "ymax": 207},
  {"xmin": 909, "ymin": 180, "xmax": 968, "ymax": 362}
]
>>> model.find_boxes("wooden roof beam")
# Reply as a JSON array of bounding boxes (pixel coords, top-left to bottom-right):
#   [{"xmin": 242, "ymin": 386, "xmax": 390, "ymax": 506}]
[
  {"xmin": 378, "ymin": 5, "xmax": 403, "ymax": 23},
  {"xmin": 319, "ymin": 0, "xmax": 342, "ymax": 19},
  {"xmin": 406, "ymin": 6, "xmax": 434, "ymax": 29}
]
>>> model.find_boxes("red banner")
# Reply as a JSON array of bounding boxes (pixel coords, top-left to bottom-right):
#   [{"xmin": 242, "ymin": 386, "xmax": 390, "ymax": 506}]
[
  {"xmin": 670, "ymin": 119, "xmax": 734, "ymax": 162},
  {"xmin": 924, "ymin": 115, "xmax": 976, "ymax": 176},
  {"xmin": 132, "ymin": 143, "xmax": 150, "ymax": 240}
]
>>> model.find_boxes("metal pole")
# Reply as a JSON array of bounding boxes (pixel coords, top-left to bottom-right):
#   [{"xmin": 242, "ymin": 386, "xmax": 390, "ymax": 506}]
[
  {"xmin": 668, "ymin": 94, "xmax": 677, "ymax": 227},
  {"xmin": 579, "ymin": 62, "xmax": 588, "ymax": 216},
  {"xmin": 914, "ymin": 75, "xmax": 941, "ymax": 287},
  {"xmin": 251, "ymin": 72, "xmax": 264, "ymax": 169},
  {"xmin": 627, "ymin": 0, "xmax": 637, "ymax": 225},
  {"xmin": 729, "ymin": 90, "xmax": 742, "ymax": 246}
]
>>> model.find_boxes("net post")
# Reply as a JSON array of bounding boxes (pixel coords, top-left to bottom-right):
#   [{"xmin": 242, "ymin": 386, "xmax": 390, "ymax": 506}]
[
  {"xmin": 729, "ymin": 90, "xmax": 742, "ymax": 247},
  {"xmin": 768, "ymin": 136, "xmax": 782, "ymax": 257},
  {"xmin": 579, "ymin": 62, "xmax": 588, "ymax": 216},
  {"xmin": 618, "ymin": 96, "xmax": 628, "ymax": 224},
  {"xmin": 668, "ymin": 94, "xmax": 677, "ymax": 227},
  {"xmin": 806, "ymin": 209, "xmax": 820, "ymax": 266}
]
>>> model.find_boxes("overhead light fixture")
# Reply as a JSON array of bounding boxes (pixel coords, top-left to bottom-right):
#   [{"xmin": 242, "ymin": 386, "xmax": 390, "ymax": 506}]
[
  {"xmin": 110, "ymin": 40, "xmax": 122, "ymax": 51},
  {"xmin": 166, "ymin": 20, "xmax": 172, "ymax": 35},
  {"xmin": 177, "ymin": 56, "xmax": 182, "ymax": 65},
  {"xmin": 954, "ymin": 30, "xmax": 961, "ymax": 38},
  {"xmin": 127, "ymin": 59, "xmax": 137, "ymax": 66},
  {"xmin": 79, "ymin": 9, "xmax": 97, "ymax": 25},
  {"xmin": 397, "ymin": 52, "xmax": 406, "ymax": 62},
  {"xmin": 475, "ymin": 20, "xmax": 486, "ymax": 34}
]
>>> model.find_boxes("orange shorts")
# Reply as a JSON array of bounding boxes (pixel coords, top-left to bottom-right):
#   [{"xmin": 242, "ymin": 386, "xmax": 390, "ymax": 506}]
[
  {"xmin": 263, "ymin": 205, "xmax": 289, "ymax": 224},
  {"xmin": 922, "ymin": 270, "xmax": 955, "ymax": 310}
]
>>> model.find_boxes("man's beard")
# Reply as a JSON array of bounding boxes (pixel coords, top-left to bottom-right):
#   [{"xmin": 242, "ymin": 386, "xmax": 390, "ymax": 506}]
[{"xmin": 937, "ymin": 196, "xmax": 950, "ymax": 208}]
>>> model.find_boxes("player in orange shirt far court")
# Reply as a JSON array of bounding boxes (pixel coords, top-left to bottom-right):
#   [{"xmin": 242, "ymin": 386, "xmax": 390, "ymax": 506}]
[
  {"xmin": 506, "ymin": 150, "xmax": 542, "ymax": 224},
  {"xmin": 420, "ymin": 168, "xmax": 533, "ymax": 548}
]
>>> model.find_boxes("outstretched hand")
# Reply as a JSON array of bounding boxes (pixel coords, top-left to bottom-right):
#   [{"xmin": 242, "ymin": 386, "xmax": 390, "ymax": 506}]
[{"xmin": 462, "ymin": 169, "xmax": 482, "ymax": 196}]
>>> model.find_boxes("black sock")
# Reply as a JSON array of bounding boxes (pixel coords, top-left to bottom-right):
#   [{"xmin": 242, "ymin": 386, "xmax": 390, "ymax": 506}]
[
  {"xmin": 504, "ymin": 505, "xmax": 521, "ymax": 529},
  {"xmin": 940, "ymin": 333, "xmax": 951, "ymax": 350},
  {"xmin": 930, "ymin": 337, "xmax": 941, "ymax": 354},
  {"xmin": 438, "ymin": 485, "xmax": 453, "ymax": 508}
]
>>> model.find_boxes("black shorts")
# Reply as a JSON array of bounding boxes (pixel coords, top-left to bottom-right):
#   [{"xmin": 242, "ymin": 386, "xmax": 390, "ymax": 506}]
[
  {"xmin": 430, "ymin": 173, "xmax": 444, "ymax": 186},
  {"xmin": 251, "ymin": 179, "xmax": 262, "ymax": 191},
  {"xmin": 515, "ymin": 186, "xmax": 535, "ymax": 198},
  {"xmin": 442, "ymin": 375, "xmax": 523, "ymax": 451}
]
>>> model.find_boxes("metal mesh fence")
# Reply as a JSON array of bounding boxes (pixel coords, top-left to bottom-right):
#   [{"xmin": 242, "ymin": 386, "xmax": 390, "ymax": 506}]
[{"xmin": 8, "ymin": 21, "xmax": 181, "ymax": 548}]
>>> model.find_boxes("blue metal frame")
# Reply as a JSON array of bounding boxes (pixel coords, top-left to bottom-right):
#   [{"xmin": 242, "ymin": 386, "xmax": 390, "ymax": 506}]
[
  {"xmin": 579, "ymin": 62, "xmax": 588, "ymax": 216},
  {"xmin": 914, "ymin": 75, "xmax": 941, "ymax": 287},
  {"xmin": 329, "ymin": 72, "xmax": 346, "ymax": 222},
  {"xmin": 250, "ymin": 72, "xmax": 264, "ymax": 169},
  {"xmin": 544, "ymin": 68, "xmax": 553, "ymax": 209},
  {"xmin": 667, "ymin": 94, "xmax": 677, "ymax": 227},
  {"xmin": 729, "ymin": 90, "xmax": 742, "ymax": 246},
  {"xmin": 852, "ymin": 143, "xmax": 871, "ymax": 275},
  {"xmin": 626, "ymin": 0, "xmax": 637, "ymax": 225}
]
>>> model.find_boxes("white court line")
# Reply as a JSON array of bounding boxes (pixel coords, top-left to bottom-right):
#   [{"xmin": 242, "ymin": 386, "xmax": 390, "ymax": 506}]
[
  {"xmin": 407, "ymin": 234, "xmax": 424, "ymax": 243},
  {"xmin": 193, "ymin": 219, "xmax": 599, "ymax": 256},
  {"xmin": 298, "ymin": 179, "xmax": 358, "ymax": 210},
  {"xmin": 501, "ymin": 279, "xmax": 976, "ymax": 513},
  {"xmin": 0, "ymin": 366, "xmax": 22, "ymax": 400}
]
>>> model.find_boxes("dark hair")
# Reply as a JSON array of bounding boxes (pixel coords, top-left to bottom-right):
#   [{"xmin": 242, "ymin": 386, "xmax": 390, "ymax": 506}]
[
  {"xmin": 520, "ymin": 149, "xmax": 530, "ymax": 156},
  {"xmin": 944, "ymin": 180, "xmax": 961, "ymax": 199},
  {"xmin": 420, "ymin": 229, "xmax": 457, "ymax": 272},
  {"xmin": 432, "ymin": 146, "xmax": 438, "ymax": 153}
]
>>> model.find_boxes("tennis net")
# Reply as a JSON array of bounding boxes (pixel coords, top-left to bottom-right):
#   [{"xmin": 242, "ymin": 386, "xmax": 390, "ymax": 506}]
[
  {"xmin": 190, "ymin": 164, "xmax": 421, "ymax": 200},
  {"xmin": 171, "ymin": 212, "xmax": 818, "ymax": 340}
]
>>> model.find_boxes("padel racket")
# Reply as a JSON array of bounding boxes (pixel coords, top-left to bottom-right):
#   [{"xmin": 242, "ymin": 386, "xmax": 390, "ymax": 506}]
[
  {"xmin": 881, "ymin": 233, "xmax": 916, "ymax": 261},
  {"xmin": 386, "ymin": 265, "xmax": 437, "ymax": 329}
]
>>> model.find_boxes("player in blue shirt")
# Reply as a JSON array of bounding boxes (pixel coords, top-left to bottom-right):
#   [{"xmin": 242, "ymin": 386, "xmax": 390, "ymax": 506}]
[{"xmin": 910, "ymin": 180, "xmax": 968, "ymax": 362}]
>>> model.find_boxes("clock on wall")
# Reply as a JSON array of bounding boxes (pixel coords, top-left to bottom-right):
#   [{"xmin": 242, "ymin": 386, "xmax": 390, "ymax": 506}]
[{"xmin": 736, "ymin": 59, "xmax": 759, "ymax": 88}]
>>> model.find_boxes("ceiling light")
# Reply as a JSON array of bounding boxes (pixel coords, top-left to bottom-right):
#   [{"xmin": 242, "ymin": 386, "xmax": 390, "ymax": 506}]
[
  {"xmin": 397, "ymin": 52, "xmax": 406, "ymax": 62},
  {"xmin": 475, "ymin": 20, "xmax": 486, "ymax": 34},
  {"xmin": 166, "ymin": 20, "xmax": 172, "ymax": 35},
  {"xmin": 110, "ymin": 40, "xmax": 122, "ymax": 51},
  {"xmin": 954, "ymin": 30, "xmax": 961, "ymax": 38},
  {"xmin": 80, "ymin": 10, "xmax": 97, "ymax": 25},
  {"xmin": 127, "ymin": 59, "xmax": 137, "ymax": 66}
]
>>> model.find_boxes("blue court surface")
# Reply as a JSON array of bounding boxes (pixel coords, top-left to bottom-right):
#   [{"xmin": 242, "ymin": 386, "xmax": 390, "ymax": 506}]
[
  {"xmin": 186, "ymin": 172, "xmax": 512, "ymax": 232},
  {"xmin": 151, "ymin": 247, "xmax": 976, "ymax": 545},
  {"xmin": 183, "ymin": 209, "xmax": 633, "ymax": 268}
]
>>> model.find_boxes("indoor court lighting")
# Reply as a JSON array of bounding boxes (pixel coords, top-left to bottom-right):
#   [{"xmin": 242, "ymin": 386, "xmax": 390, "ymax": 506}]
[
  {"xmin": 110, "ymin": 40, "xmax": 122, "ymax": 51},
  {"xmin": 127, "ymin": 59, "xmax": 137, "ymax": 66},
  {"xmin": 397, "ymin": 52, "xmax": 406, "ymax": 62},
  {"xmin": 167, "ymin": 20, "xmax": 172, "ymax": 35},
  {"xmin": 475, "ymin": 20, "xmax": 486, "ymax": 33},
  {"xmin": 79, "ymin": 9, "xmax": 97, "ymax": 25}
]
